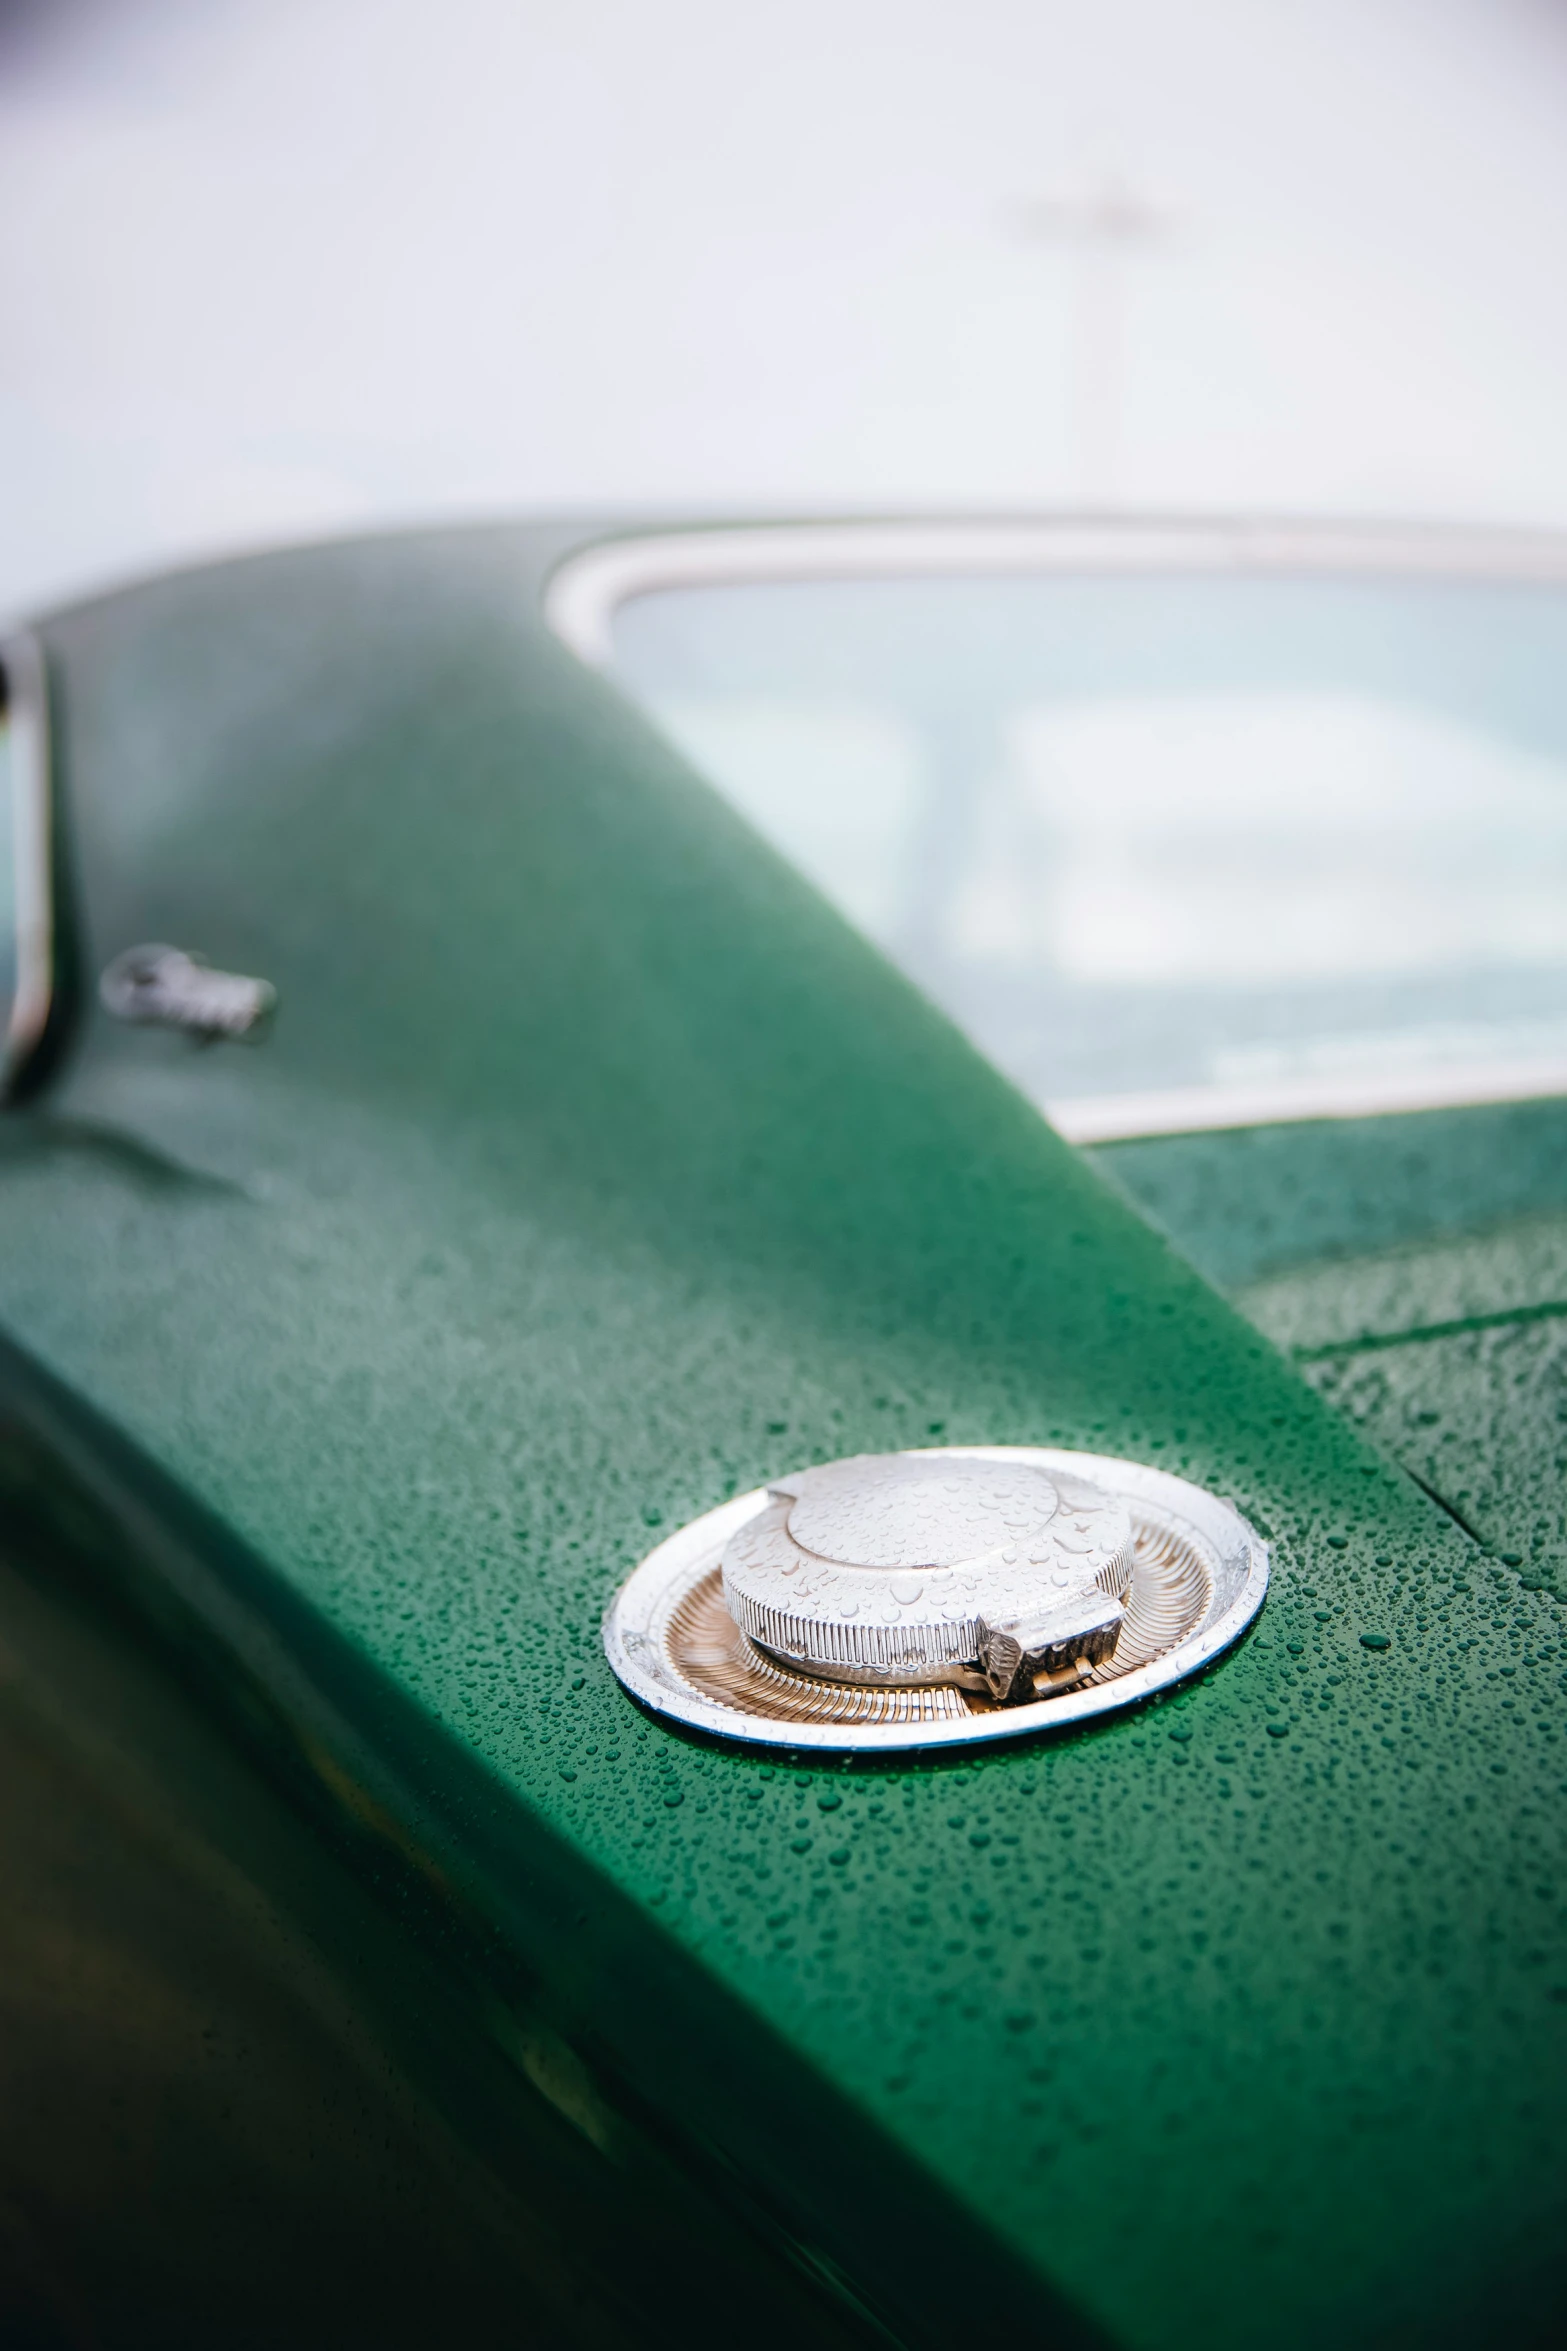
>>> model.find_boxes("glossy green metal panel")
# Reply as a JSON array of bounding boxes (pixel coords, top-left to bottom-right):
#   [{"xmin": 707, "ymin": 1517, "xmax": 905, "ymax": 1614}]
[
  {"xmin": 0, "ymin": 1372, "xmax": 913, "ymax": 2350},
  {"xmin": 1101, "ymin": 1107, "xmax": 1567, "ymax": 1591},
  {"xmin": 1095, "ymin": 1098, "xmax": 1567, "ymax": 1292},
  {"xmin": 0, "ymin": 528, "xmax": 1561, "ymax": 2347}
]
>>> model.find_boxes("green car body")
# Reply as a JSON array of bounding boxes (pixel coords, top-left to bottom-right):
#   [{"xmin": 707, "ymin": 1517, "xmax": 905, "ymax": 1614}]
[{"xmin": 0, "ymin": 522, "xmax": 1562, "ymax": 2347}]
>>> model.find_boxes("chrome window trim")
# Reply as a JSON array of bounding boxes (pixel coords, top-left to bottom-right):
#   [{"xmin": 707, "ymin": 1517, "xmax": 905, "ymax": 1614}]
[
  {"xmin": 544, "ymin": 517, "xmax": 1567, "ymax": 1142},
  {"xmin": 543, "ymin": 515, "xmax": 1567, "ymax": 668},
  {"xmin": 1, "ymin": 630, "xmax": 54, "ymax": 1098}
]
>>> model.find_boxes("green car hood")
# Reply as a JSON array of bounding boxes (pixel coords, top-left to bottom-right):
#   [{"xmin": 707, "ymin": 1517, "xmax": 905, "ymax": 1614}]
[{"xmin": 0, "ymin": 524, "xmax": 1562, "ymax": 2348}]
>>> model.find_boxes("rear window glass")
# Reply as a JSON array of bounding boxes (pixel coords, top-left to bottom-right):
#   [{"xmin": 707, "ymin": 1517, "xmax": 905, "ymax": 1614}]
[{"xmin": 605, "ymin": 570, "xmax": 1567, "ymax": 1136}]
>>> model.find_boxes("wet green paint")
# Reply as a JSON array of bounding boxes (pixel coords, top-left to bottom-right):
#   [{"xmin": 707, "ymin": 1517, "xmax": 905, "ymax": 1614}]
[{"xmin": 0, "ymin": 527, "xmax": 1560, "ymax": 2348}]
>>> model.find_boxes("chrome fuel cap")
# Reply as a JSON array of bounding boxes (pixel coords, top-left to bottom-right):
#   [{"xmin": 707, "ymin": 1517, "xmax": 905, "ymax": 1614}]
[
  {"xmin": 722, "ymin": 1453, "xmax": 1133, "ymax": 1702},
  {"xmin": 603, "ymin": 1446, "xmax": 1269, "ymax": 1752}
]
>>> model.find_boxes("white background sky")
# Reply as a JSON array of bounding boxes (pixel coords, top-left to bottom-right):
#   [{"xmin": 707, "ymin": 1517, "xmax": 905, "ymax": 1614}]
[{"xmin": 3, "ymin": 0, "xmax": 1567, "ymax": 617}]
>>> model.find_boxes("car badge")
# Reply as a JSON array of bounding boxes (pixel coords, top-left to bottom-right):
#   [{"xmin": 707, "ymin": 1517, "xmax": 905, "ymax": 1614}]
[
  {"xmin": 100, "ymin": 944, "xmax": 276, "ymax": 1041},
  {"xmin": 603, "ymin": 1447, "xmax": 1267, "ymax": 1751}
]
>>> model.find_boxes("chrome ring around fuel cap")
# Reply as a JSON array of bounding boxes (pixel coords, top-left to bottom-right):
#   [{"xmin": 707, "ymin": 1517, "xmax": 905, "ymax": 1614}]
[{"xmin": 603, "ymin": 1447, "xmax": 1268, "ymax": 1752}]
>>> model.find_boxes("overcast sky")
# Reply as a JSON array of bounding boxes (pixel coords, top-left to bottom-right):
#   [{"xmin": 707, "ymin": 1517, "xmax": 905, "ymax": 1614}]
[{"xmin": 3, "ymin": 0, "xmax": 1567, "ymax": 616}]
